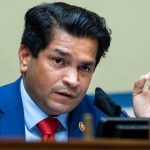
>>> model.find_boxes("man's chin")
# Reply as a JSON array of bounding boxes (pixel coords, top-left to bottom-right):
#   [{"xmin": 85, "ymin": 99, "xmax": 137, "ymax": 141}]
[
  {"xmin": 46, "ymin": 101, "xmax": 80, "ymax": 115},
  {"xmin": 45, "ymin": 106, "xmax": 71, "ymax": 116}
]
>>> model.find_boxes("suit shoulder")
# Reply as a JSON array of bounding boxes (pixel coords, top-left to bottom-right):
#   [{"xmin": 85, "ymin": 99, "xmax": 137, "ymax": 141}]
[
  {"xmin": 82, "ymin": 94, "xmax": 94, "ymax": 105},
  {"xmin": 0, "ymin": 78, "xmax": 21, "ymax": 109},
  {"xmin": 0, "ymin": 78, "xmax": 21, "ymax": 92},
  {"xmin": 81, "ymin": 94, "xmax": 106, "ymax": 116}
]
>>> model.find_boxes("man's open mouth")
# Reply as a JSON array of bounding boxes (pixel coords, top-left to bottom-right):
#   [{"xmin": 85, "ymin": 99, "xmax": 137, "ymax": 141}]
[{"xmin": 55, "ymin": 91, "xmax": 75, "ymax": 98}]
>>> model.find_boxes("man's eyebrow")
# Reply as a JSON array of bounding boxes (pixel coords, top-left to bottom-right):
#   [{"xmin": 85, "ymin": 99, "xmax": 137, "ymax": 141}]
[
  {"xmin": 53, "ymin": 48, "xmax": 95, "ymax": 67},
  {"xmin": 81, "ymin": 61, "xmax": 95, "ymax": 67},
  {"xmin": 53, "ymin": 49, "xmax": 71, "ymax": 57}
]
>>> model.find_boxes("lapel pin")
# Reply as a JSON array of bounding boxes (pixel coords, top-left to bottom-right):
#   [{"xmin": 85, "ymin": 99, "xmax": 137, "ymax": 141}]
[{"xmin": 79, "ymin": 122, "xmax": 85, "ymax": 132}]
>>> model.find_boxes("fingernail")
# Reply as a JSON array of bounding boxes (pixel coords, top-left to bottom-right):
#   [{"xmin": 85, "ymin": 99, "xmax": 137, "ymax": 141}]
[{"xmin": 145, "ymin": 72, "xmax": 150, "ymax": 79}]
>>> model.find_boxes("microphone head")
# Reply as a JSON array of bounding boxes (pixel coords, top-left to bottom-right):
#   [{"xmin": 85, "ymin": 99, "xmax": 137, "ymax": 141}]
[{"xmin": 94, "ymin": 87, "xmax": 121, "ymax": 117}]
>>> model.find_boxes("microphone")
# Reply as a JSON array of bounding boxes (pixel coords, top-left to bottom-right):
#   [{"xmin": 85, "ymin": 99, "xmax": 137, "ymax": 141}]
[{"xmin": 94, "ymin": 87, "xmax": 129, "ymax": 117}]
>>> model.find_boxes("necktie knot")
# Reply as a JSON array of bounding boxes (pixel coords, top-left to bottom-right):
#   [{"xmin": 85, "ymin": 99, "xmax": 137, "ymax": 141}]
[{"xmin": 37, "ymin": 117, "xmax": 61, "ymax": 141}]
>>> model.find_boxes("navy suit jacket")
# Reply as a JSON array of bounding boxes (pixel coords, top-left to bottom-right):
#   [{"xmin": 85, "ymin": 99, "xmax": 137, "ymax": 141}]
[{"xmin": 0, "ymin": 78, "xmax": 124, "ymax": 140}]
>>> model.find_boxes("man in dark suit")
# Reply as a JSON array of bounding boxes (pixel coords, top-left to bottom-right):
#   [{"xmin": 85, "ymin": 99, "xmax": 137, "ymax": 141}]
[
  {"xmin": 0, "ymin": 3, "xmax": 111, "ymax": 141},
  {"xmin": 0, "ymin": 2, "xmax": 128, "ymax": 141}
]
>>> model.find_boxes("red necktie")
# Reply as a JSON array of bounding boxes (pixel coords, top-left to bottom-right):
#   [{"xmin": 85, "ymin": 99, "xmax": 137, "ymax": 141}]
[{"xmin": 37, "ymin": 117, "xmax": 61, "ymax": 142}]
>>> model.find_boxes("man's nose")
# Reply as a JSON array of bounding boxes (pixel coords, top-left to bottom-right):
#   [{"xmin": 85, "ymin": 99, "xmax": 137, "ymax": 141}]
[{"xmin": 62, "ymin": 68, "xmax": 80, "ymax": 88}]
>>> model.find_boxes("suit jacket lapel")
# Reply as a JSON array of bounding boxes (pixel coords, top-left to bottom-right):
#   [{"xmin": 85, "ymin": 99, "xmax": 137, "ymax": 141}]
[
  {"xmin": 68, "ymin": 111, "xmax": 84, "ymax": 138},
  {"xmin": 68, "ymin": 99, "xmax": 88, "ymax": 139}
]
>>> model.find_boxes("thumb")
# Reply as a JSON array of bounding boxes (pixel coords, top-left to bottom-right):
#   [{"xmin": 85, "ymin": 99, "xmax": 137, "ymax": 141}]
[{"xmin": 132, "ymin": 75, "xmax": 146, "ymax": 97}]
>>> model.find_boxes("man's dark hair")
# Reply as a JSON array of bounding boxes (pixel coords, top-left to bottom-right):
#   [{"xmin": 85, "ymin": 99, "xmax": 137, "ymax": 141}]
[{"xmin": 21, "ymin": 2, "xmax": 111, "ymax": 67}]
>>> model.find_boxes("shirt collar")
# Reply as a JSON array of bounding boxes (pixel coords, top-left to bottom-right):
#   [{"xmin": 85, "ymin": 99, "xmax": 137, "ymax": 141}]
[{"xmin": 20, "ymin": 79, "xmax": 68, "ymax": 130}]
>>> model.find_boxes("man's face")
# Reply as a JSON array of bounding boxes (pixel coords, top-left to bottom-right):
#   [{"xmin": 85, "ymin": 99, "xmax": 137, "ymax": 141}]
[{"xmin": 19, "ymin": 29, "xmax": 98, "ymax": 116}]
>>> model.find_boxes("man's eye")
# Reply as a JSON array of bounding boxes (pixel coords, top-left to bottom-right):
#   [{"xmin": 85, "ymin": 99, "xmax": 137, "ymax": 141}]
[
  {"xmin": 80, "ymin": 66, "xmax": 90, "ymax": 72},
  {"xmin": 54, "ymin": 58, "xmax": 64, "ymax": 64}
]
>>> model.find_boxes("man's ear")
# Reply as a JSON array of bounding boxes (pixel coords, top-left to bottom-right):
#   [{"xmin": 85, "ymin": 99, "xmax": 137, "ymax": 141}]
[{"xmin": 18, "ymin": 44, "xmax": 31, "ymax": 73}]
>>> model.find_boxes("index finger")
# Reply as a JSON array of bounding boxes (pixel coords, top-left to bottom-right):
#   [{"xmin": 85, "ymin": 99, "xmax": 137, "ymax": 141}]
[{"xmin": 133, "ymin": 72, "xmax": 150, "ymax": 97}]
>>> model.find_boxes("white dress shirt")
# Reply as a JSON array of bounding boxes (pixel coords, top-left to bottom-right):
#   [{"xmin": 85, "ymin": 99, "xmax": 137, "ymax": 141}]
[{"xmin": 20, "ymin": 79, "xmax": 68, "ymax": 142}]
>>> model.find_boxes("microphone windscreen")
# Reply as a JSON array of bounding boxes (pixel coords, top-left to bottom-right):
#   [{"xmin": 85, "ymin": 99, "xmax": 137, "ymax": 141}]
[{"xmin": 94, "ymin": 87, "xmax": 121, "ymax": 116}]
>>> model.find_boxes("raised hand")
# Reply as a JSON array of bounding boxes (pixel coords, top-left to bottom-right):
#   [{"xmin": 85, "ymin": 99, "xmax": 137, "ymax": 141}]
[{"xmin": 132, "ymin": 72, "xmax": 150, "ymax": 117}]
